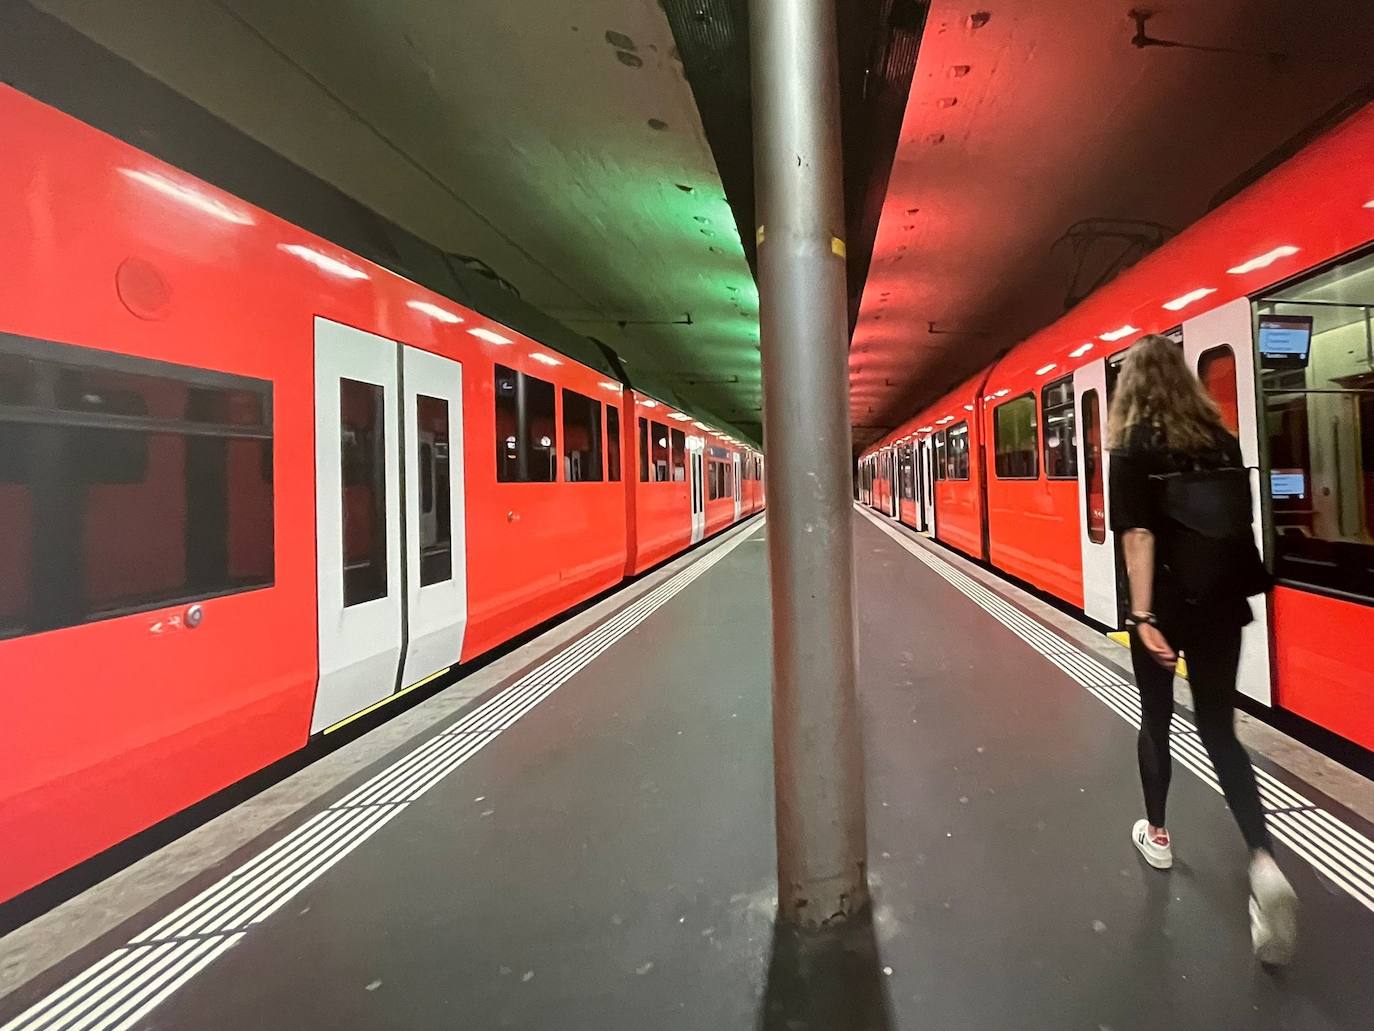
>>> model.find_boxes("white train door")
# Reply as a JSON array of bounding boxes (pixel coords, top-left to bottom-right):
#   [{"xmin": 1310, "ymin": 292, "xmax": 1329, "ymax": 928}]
[
  {"xmin": 1074, "ymin": 358, "xmax": 1118, "ymax": 625},
  {"xmin": 689, "ymin": 437, "xmax": 705, "ymax": 543},
  {"xmin": 917, "ymin": 435, "xmax": 935, "ymax": 534},
  {"xmin": 1182, "ymin": 298, "xmax": 1274, "ymax": 705},
  {"xmin": 732, "ymin": 452, "xmax": 743, "ymax": 520},
  {"xmin": 313, "ymin": 318, "xmax": 404, "ymax": 732},
  {"xmin": 400, "ymin": 346, "xmax": 467, "ymax": 690}
]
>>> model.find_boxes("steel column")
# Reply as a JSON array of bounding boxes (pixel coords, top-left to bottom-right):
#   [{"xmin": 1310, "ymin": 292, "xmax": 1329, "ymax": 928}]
[{"xmin": 750, "ymin": 0, "xmax": 869, "ymax": 925}]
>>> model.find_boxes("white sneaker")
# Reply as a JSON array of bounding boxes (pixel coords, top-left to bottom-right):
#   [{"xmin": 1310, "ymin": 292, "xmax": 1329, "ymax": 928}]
[
  {"xmin": 1250, "ymin": 853, "xmax": 1298, "ymax": 966},
  {"xmin": 1132, "ymin": 818, "xmax": 1173, "ymax": 870}
]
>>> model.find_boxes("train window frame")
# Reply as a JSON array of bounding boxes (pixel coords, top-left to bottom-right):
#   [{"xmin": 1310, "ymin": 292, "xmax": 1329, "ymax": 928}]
[
  {"xmin": 1197, "ymin": 345, "xmax": 1240, "ymax": 435},
  {"xmin": 934, "ymin": 430, "xmax": 948, "ymax": 480},
  {"xmin": 1255, "ymin": 248, "xmax": 1374, "ymax": 602},
  {"xmin": 560, "ymin": 388, "xmax": 603, "ymax": 483},
  {"xmin": 606, "ymin": 405, "xmax": 622, "ymax": 482},
  {"xmin": 1081, "ymin": 389, "xmax": 1106, "ymax": 545},
  {"xmin": 993, "ymin": 393, "xmax": 1038, "ymax": 480},
  {"xmin": 0, "ymin": 332, "xmax": 275, "ymax": 639},
  {"xmin": 637, "ymin": 417, "xmax": 650, "ymax": 482},
  {"xmin": 947, "ymin": 421, "xmax": 970, "ymax": 480},
  {"xmin": 651, "ymin": 421, "xmax": 670, "ymax": 482},
  {"xmin": 670, "ymin": 428, "xmax": 687, "ymax": 482},
  {"xmin": 494, "ymin": 364, "xmax": 556, "ymax": 483},
  {"xmin": 1041, "ymin": 376, "xmax": 1078, "ymax": 480},
  {"xmin": 415, "ymin": 393, "xmax": 453, "ymax": 586}
]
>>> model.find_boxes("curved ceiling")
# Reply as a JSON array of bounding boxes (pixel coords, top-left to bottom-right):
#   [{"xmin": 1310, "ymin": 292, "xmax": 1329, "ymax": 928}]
[
  {"xmin": 851, "ymin": 0, "xmax": 1374, "ymax": 451},
  {"xmin": 32, "ymin": 0, "xmax": 762, "ymax": 436}
]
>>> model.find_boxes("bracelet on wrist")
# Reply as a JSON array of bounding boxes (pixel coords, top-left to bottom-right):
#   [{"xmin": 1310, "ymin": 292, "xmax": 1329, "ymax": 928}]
[{"xmin": 1124, "ymin": 612, "xmax": 1158, "ymax": 629}]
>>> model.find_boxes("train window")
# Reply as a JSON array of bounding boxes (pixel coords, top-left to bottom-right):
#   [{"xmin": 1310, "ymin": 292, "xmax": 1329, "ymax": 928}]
[
  {"xmin": 1081, "ymin": 389, "xmax": 1106, "ymax": 544},
  {"xmin": 899, "ymin": 445, "xmax": 915, "ymax": 500},
  {"xmin": 651, "ymin": 421, "xmax": 670, "ymax": 482},
  {"xmin": 993, "ymin": 395, "xmax": 1038, "ymax": 479},
  {"xmin": 341, "ymin": 379, "xmax": 388, "ymax": 606},
  {"xmin": 638, "ymin": 417, "xmax": 650, "ymax": 481},
  {"xmin": 947, "ymin": 422, "xmax": 970, "ymax": 480},
  {"xmin": 671, "ymin": 429, "xmax": 687, "ymax": 482},
  {"xmin": 561, "ymin": 389, "xmax": 603, "ymax": 483},
  {"xmin": 1257, "ymin": 249, "xmax": 1374, "ymax": 599},
  {"xmin": 416, "ymin": 394, "xmax": 452, "ymax": 586},
  {"xmin": 0, "ymin": 336, "xmax": 275, "ymax": 639},
  {"xmin": 606, "ymin": 406, "xmax": 622, "ymax": 482},
  {"xmin": 934, "ymin": 431, "xmax": 948, "ymax": 480},
  {"xmin": 494, "ymin": 365, "xmax": 556, "ymax": 483},
  {"xmin": 1041, "ymin": 377, "xmax": 1078, "ymax": 479},
  {"xmin": 1198, "ymin": 346, "xmax": 1239, "ymax": 434}
]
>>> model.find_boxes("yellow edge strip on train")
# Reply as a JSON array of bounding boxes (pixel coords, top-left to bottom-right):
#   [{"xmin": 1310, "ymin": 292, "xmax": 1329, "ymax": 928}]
[
  {"xmin": 323, "ymin": 666, "xmax": 453, "ymax": 735},
  {"xmin": 1106, "ymin": 632, "xmax": 1189, "ymax": 680}
]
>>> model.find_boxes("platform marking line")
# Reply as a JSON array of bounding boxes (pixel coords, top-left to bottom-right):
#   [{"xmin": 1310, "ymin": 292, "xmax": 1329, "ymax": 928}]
[
  {"xmin": 1, "ymin": 517, "xmax": 765, "ymax": 1031},
  {"xmin": 857, "ymin": 506, "xmax": 1374, "ymax": 914}
]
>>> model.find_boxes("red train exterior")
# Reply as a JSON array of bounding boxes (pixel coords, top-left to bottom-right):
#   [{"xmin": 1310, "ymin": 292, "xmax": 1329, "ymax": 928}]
[
  {"xmin": 0, "ymin": 86, "xmax": 763, "ymax": 904},
  {"xmin": 862, "ymin": 101, "xmax": 1374, "ymax": 755}
]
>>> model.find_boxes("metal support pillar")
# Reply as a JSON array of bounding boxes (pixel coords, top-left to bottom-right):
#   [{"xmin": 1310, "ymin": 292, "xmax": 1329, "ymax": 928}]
[{"xmin": 750, "ymin": 0, "xmax": 869, "ymax": 926}]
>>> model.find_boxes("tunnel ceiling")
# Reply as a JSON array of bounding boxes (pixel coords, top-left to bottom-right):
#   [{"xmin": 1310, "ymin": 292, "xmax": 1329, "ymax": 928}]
[
  {"xmin": 31, "ymin": 0, "xmax": 763, "ymax": 437},
  {"xmin": 851, "ymin": 0, "xmax": 1374, "ymax": 451}
]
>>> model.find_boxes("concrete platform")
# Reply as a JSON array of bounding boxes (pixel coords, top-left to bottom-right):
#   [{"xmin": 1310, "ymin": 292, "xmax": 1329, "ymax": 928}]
[{"xmin": 3, "ymin": 510, "xmax": 1374, "ymax": 1030}]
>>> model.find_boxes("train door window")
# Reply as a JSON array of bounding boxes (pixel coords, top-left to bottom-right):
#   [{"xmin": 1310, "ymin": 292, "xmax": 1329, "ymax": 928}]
[
  {"xmin": 899, "ymin": 445, "xmax": 915, "ymax": 500},
  {"xmin": 993, "ymin": 395, "xmax": 1037, "ymax": 478},
  {"xmin": 638, "ymin": 417, "xmax": 650, "ymax": 481},
  {"xmin": 0, "ymin": 336, "xmax": 276, "ymax": 638},
  {"xmin": 561, "ymin": 388, "xmax": 603, "ymax": 483},
  {"xmin": 1256, "ymin": 249, "xmax": 1374, "ymax": 598},
  {"xmin": 341, "ymin": 378, "xmax": 388, "ymax": 605},
  {"xmin": 934, "ymin": 431, "xmax": 948, "ymax": 480},
  {"xmin": 651, "ymin": 421, "xmax": 670, "ymax": 482},
  {"xmin": 606, "ymin": 406, "xmax": 622, "ymax": 482},
  {"xmin": 671, "ymin": 429, "xmax": 687, "ymax": 482},
  {"xmin": 1081, "ymin": 389, "xmax": 1106, "ymax": 544},
  {"xmin": 415, "ymin": 394, "xmax": 452, "ymax": 586},
  {"xmin": 947, "ymin": 422, "xmax": 970, "ymax": 480},
  {"xmin": 1198, "ymin": 345, "xmax": 1239, "ymax": 434},
  {"xmin": 1041, "ymin": 377, "xmax": 1078, "ymax": 479},
  {"xmin": 494, "ymin": 365, "xmax": 556, "ymax": 483}
]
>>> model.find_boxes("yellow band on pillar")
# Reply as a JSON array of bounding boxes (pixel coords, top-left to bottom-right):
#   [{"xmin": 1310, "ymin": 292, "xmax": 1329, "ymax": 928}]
[
  {"xmin": 831, "ymin": 237, "xmax": 847, "ymax": 258},
  {"xmin": 756, "ymin": 225, "xmax": 766, "ymax": 245}
]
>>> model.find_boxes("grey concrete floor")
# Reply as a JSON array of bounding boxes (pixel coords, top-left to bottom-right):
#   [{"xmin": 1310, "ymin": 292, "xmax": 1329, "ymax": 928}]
[{"xmin": 3, "ymin": 513, "xmax": 1373, "ymax": 1030}]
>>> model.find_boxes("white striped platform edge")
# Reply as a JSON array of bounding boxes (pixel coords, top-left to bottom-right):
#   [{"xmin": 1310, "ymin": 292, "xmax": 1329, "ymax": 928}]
[
  {"xmin": 1, "ymin": 515, "xmax": 765, "ymax": 1031},
  {"xmin": 857, "ymin": 504, "xmax": 1374, "ymax": 915}
]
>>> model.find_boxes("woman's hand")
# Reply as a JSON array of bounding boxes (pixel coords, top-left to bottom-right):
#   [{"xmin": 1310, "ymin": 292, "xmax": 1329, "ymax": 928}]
[{"xmin": 1137, "ymin": 622, "xmax": 1177, "ymax": 671}]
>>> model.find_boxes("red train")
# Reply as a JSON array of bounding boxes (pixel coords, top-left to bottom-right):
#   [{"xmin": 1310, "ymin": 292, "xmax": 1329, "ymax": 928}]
[
  {"xmin": 861, "ymin": 101, "xmax": 1374, "ymax": 756},
  {"xmin": 0, "ymin": 86, "xmax": 764, "ymax": 904}
]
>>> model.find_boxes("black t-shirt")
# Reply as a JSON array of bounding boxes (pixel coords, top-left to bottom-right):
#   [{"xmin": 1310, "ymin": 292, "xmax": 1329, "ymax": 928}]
[{"xmin": 1109, "ymin": 423, "xmax": 1252, "ymax": 631}]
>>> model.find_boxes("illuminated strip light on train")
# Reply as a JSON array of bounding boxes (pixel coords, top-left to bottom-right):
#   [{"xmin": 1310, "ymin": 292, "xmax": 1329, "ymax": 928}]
[
  {"xmin": 1098, "ymin": 324, "xmax": 1138, "ymax": 342},
  {"xmin": 1226, "ymin": 245, "xmax": 1299, "ymax": 275},
  {"xmin": 599, "ymin": 381, "xmax": 621, "ymax": 391},
  {"xmin": 468, "ymin": 327, "xmax": 512, "ymax": 345},
  {"xmin": 279, "ymin": 243, "xmax": 369, "ymax": 280},
  {"xmin": 1069, "ymin": 342, "xmax": 1094, "ymax": 358},
  {"xmin": 529, "ymin": 352, "xmax": 562, "ymax": 366},
  {"xmin": 1035, "ymin": 363, "xmax": 1058, "ymax": 376},
  {"xmin": 120, "ymin": 167, "xmax": 255, "ymax": 225},
  {"xmin": 1161, "ymin": 286, "xmax": 1216, "ymax": 311},
  {"xmin": 406, "ymin": 299, "xmax": 464, "ymax": 323}
]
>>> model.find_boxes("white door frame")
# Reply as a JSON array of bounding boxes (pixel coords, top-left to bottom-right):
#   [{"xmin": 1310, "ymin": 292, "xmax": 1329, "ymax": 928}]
[
  {"xmin": 399, "ymin": 346, "xmax": 467, "ymax": 690},
  {"xmin": 1074, "ymin": 358, "xmax": 1118, "ymax": 626},
  {"xmin": 312, "ymin": 317, "xmax": 404, "ymax": 732},
  {"xmin": 732, "ymin": 452, "xmax": 743, "ymax": 520},
  {"xmin": 689, "ymin": 437, "xmax": 706, "ymax": 543},
  {"xmin": 1183, "ymin": 298, "xmax": 1273, "ymax": 705}
]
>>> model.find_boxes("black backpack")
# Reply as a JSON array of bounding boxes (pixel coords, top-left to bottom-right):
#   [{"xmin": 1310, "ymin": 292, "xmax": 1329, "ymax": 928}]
[{"xmin": 1153, "ymin": 466, "xmax": 1272, "ymax": 605}]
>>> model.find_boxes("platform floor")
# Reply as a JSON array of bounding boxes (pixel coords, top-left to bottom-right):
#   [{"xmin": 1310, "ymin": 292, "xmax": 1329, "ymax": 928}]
[{"xmin": 3, "ymin": 510, "xmax": 1374, "ymax": 1030}]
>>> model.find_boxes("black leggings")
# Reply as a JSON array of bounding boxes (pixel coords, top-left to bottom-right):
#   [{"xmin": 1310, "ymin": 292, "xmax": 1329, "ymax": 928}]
[{"xmin": 1130, "ymin": 623, "xmax": 1272, "ymax": 853}]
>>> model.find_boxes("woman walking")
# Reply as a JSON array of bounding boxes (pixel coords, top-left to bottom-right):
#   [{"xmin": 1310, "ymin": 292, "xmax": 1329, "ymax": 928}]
[{"xmin": 1108, "ymin": 334, "xmax": 1298, "ymax": 965}]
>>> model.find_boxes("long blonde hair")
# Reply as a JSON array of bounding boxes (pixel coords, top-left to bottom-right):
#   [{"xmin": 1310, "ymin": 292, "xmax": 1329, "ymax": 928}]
[{"xmin": 1106, "ymin": 333, "xmax": 1228, "ymax": 451}]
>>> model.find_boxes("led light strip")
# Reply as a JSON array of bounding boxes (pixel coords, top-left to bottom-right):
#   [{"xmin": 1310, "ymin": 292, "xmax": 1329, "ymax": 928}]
[
  {"xmin": 1, "ymin": 516, "xmax": 765, "ymax": 1031},
  {"xmin": 856, "ymin": 505, "xmax": 1374, "ymax": 914}
]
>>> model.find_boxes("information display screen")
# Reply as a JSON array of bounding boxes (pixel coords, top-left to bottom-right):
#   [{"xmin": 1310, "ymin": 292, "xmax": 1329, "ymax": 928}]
[
  {"xmin": 1258, "ymin": 314, "xmax": 1313, "ymax": 363},
  {"xmin": 1270, "ymin": 469, "xmax": 1307, "ymax": 500}
]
